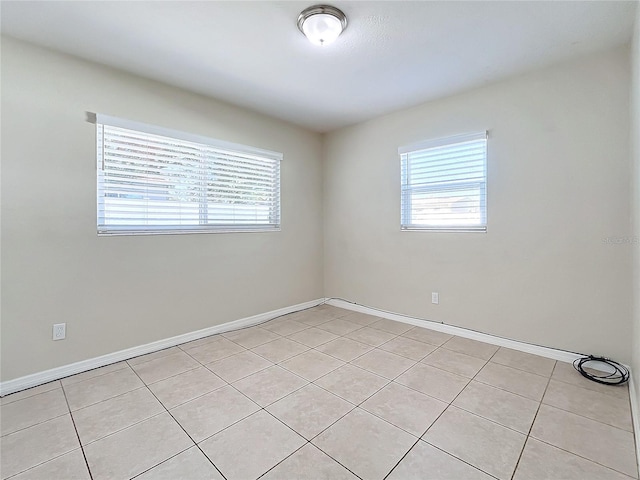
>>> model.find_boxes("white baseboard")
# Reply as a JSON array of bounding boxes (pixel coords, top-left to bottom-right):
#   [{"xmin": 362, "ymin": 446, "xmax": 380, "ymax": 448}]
[
  {"xmin": 326, "ymin": 298, "xmax": 610, "ymax": 367},
  {"xmin": 629, "ymin": 374, "xmax": 640, "ymax": 477},
  {"xmin": 329, "ymin": 298, "xmax": 640, "ymax": 470},
  {"xmin": 0, "ymin": 298, "xmax": 325, "ymax": 396}
]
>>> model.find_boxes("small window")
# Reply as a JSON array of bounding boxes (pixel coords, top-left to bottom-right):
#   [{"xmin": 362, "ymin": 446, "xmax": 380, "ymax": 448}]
[
  {"xmin": 400, "ymin": 131, "xmax": 487, "ymax": 232},
  {"xmin": 95, "ymin": 114, "xmax": 281, "ymax": 235}
]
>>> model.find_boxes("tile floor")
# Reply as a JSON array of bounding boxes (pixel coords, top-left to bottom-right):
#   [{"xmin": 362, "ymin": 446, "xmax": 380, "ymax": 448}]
[{"xmin": 1, "ymin": 305, "xmax": 638, "ymax": 480}]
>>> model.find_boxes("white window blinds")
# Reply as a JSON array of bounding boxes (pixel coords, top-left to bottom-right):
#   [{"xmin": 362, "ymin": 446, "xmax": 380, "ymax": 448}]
[
  {"xmin": 400, "ymin": 131, "xmax": 487, "ymax": 232},
  {"xmin": 95, "ymin": 114, "xmax": 282, "ymax": 235}
]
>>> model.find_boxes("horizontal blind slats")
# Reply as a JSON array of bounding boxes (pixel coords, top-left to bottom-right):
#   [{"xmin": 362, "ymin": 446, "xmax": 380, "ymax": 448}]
[
  {"xmin": 97, "ymin": 122, "xmax": 281, "ymax": 234},
  {"xmin": 400, "ymin": 132, "xmax": 487, "ymax": 231}
]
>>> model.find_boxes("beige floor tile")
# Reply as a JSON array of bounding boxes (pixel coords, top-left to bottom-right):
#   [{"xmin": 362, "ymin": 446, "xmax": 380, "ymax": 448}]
[
  {"xmin": 178, "ymin": 334, "xmax": 222, "ymax": 352},
  {"xmin": 61, "ymin": 362, "xmax": 129, "ymax": 387},
  {"xmin": 422, "ymin": 348, "xmax": 487, "ymax": 378},
  {"xmin": 280, "ymin": 350, "xmax": 344, "ymax": 381},
  {"xmin": 424, "ymin": 406, "xmax": 526, "ymax": 480},
  {"xmin": 72, "ymin": 387, "xmax": 164, "ymax": 445},
  {"xmin": 267, "ymin": 384, "xmax": 354, "ymax": 439},
  {"xmin": 251, "ymin": 337, "xmax": 310, "ymax": 363},
  {"xmin": 530, "ymin": 404, "xmax": 638, "ymax": 478},
  {"xmin": 170, "ymin": 385, "xmax": 260, "ymax": 442},
  {"xmin": 340, "ymin": 311, "xmax": 380, "ymax": 326},
  {"xmin": 453, "ymin": 381, "xmax": 539, "ymax": 434},
  {"xmin": 290, "ymin": 310, "xmax": 334, "ymax": 326},
  {"xmin": 315, "ymin": 337, "xmax": 373, "ymax": 362},
  {"xmin": 131, "ymin": 351, "xmax": 200, "ymax": 384},
  {"xmin": 200, "ymin": 411, "xmax": 305, "ymax": 480},
  {"xmin": 1, "ymin": 388, "xmax": 69, "ymax": 436},
  {"xmin": 441, "ymin": 336, "xmax": 499, "ymax": 360},
  {"xmin": 184, "ymin": 337, "xmax": 245, "ymax": 364},
  {"xmin": 147, "ymin": 366, "xmax": 226, "ymax": 409},
  {"xmin": 276, "ymin": 312, "xmax": 302, "ymax": 323},
  {"xmin": 490, "ymin": 347, "xmax": 556, "ymax": 377},
  {"xmin": 313, "ymin": 305, "xmax": 352, "ymax": 318},
  {"xmin": 361, "ymin": 382, "xmax": 447, "ymax": 436},
  {"xmin": 84, "ymin": 413, "xmax": 193, "ymax": 480},
  {"xmin": 395, "ymin": 363, "xmax": 469, "ymax": 403},
  {"xmin": 514, "ymin": 437, "xmax": 634, "ymax": 480},
  {"xmin": 206, "ymin": 350, "xmax": 272, "ymax": 383},
  {"xmin": 402, "ymin": 327, "xmax": 453, "ymax": 346},
  {"xmin": 314, "ymin": 364, "xmax": 388, "ymax": 404},
  {"xmin": 261, "ymin": 319, "xmax": 309, "ymax": 336},
  {"xmin": 287, "ymin": 327, "xmax": 338, "ymax": 348},
  {"xmin": 313, "ymin": 408, "xmax": 416, "ymax": 480},
  {"xmin": 127, "ymin": 347, "xmax": 181, "ymax": 367},
  {"xmin": 0, "ymin": 380, "xmax": 61, "ymax": 406},
  {"xmin": 10, "ymin": 449, "xmax": 90, "ymax": 480},
  {"xmin": 379, "ymin": 336, "xmax": 437, "ymax": 360},
  {"xmin": 261, "ymin": 443, "xmax": 359, "ymax": 480},
  {"xmin": 552, "ymin": 361, "xmax": 630, "ymax": 400},
  {"xmin": 543, "ymin": 379, "xmax": 633, "ymax": 431},
  {"xmin": 1, "ymin": 415, "xmax": 80, "ymax": 479},
  {"xmin": 345, "ymin": 326, "xmax": 396, "ymax": 346},
  {"xmin": 64, "ymin": 367, "xmax": 144, "ymax": 411},
  {"xmin": 369, "ymin": 318, "xmax": 414, "ymax": 335},
  {"xmin": 222, "ymin": 326, "xmax": 280, "ymax": 349},
  {"xmin": 136, "ymin": 446, "xmax": 224, "ymax": 480},
  {"xmin": 316, "ymin": 318, "xmax": 363, "ymax": 336},
  {"xmin": 351, "ymin": 349, "xmax": 416, "ymax": 379},
  {"xmin": 387, "ymin": 441, "xmax": 494, "ymax": 480},
  {"xmin": 232, "ymin": 366, "xmax": 308, "ymax": 407},
  {"xmin": 474, "ymin": 362, "xmax": 548, "ymax": 401}
]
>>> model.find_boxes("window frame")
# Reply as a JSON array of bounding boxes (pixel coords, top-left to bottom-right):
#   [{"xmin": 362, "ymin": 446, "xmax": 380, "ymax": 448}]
[
  {"xmin": 399, "ymin": 131, "xmax": 488, "ymax": 233},
  {"xmin": 93, "ymin": 114, "xmax": 282, "ymax": 236}
]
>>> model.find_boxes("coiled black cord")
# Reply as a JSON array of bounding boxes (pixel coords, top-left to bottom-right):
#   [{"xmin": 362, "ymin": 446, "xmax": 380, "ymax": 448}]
[{"xmin": 573, "ymin": 355, "xmax": 629, "ymax": 385}]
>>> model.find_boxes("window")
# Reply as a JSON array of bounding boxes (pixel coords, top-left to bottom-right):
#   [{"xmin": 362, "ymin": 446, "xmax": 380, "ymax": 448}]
[
  {"xmin": 400, "ymin": 131, "xmax": 487, "ymax": 232},
  {"xmin": 95, "ymin": 114, "xmax": 281, "ymax": 235}
]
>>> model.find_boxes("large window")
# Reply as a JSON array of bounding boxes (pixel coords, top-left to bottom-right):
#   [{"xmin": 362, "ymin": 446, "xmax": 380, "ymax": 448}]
[
  {"xmin": 95, "ymin": 114, "xmax": 281, "ymax": 235},
  {"xmin": 400, "ymin": 131, "xmax": 487, "ymax": 232}
]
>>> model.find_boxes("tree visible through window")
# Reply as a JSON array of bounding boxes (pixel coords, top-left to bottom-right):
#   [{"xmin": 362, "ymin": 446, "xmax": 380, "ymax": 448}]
[{"xmin": 95, "ymin": 115, "xmax": 281, "ymax": 235}]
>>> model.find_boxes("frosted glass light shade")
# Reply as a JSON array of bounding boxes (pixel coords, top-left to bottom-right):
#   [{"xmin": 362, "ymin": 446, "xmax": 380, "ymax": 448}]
[
  {"xmin": 298, "ymin": 5, "xmax": 347, "ymax": 46},
  {"xmin": 302, "ymin": 13, "xmax": 343, "ymax": 45}
]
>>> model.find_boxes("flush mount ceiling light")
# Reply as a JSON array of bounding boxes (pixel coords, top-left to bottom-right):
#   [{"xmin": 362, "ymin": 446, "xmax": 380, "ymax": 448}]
[{"xmin": 297, "ymin": 4, "xmax": 347, "ymax": 46}]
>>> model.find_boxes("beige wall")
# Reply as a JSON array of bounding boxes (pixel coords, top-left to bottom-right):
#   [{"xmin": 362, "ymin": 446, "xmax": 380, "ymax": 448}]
[
  {"xmin": 631, "ymin": 5, "xmax": 640, "ymax": 416},
  {"xmin": 0, "ymin": 37, "xmax": 324, "ymax": 381},
  {"xmin": 1, "ymin": 36, "xmax": 635, "ymax": 383},
  {"xmin": 324, "ymin": 47, "xmax": 633, "ymax": 363}
]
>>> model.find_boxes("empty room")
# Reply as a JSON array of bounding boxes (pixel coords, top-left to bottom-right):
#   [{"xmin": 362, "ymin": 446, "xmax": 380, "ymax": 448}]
[{"xmin": 1, "ymin": 1, "xmax": 639, "ymax": 479}]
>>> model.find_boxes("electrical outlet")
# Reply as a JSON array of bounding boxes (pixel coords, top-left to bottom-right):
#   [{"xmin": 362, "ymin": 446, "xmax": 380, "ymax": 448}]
[
  {"xmin": 53, "ymin": 323, "xmax": 66, "ymax": 341},
  {"xmin": 431, "ymin": 292, "xmax": 439, "ymax": 305}
]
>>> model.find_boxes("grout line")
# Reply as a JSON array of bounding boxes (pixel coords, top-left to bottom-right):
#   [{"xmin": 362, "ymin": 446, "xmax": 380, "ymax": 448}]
[
  {"xmin": 0, "ymin": 382, "xmax": 62, "ymax": 405},
  {"xmin": 419, "ymin": 441, "xmax": 502, "ymax": 480},
  {"xmin": 384, "ymin": 345, "xmax": 504, "ymax": 479},
  {"xmin": 9, "ymin": 307, "xmax": 634, "ymax": 480},
  {"xmin": 60, "ymin": 383, "xmax": 94, "ymax": 480},
  {"xmin": 58, "ymin": 362, "xmax": 131, "ymax": 389},
  {"xmin": 0, "ymin": 411, "xmax": 70, "ymax": 439},
  {"xmin": 536, "ymin": 402, "xmax": 635, "ymax": 434},
  {"xmin": 68, "ymin": 384, "xmax": 148, "ymax": 414},
  {"xmin": 127, "ymin": 365, "xmax": 229, "ymax": 480},
  {"xmin": 129, "ymin": 445, "xmax": 202, "ymax": 479},
  {"xmin": 2, "ymin": 448, "xmax": 89, "ymax": 480},
  {"xmin": 509, "ymin": 360, "xmax": 555, "ymax": 479},
  {"xmin": 526, "ymin": 435, "xmax": 639, "ymax": 479}
]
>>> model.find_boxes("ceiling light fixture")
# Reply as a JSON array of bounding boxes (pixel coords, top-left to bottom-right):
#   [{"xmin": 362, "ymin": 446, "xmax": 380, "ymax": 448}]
[{"xmin": 297, "ymin": 4, "xmax": 347, "ymax": 46}]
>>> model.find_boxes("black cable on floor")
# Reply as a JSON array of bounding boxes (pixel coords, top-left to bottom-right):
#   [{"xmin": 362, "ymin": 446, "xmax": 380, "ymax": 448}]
[{"xmin": 573, "ymin": 355, "xmax": 629, "ymax": 385}]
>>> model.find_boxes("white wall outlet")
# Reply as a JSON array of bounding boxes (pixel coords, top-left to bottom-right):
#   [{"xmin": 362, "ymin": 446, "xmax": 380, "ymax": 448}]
[
  {"xmin": 431, "ymin": 292, "xmax": 439, "ymax": 304},
  {"xmin": 52, "ymin": 323, "xmax": 66, "ymax": 340}
]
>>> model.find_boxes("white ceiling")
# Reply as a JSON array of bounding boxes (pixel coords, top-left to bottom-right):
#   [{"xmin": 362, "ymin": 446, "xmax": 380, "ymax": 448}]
[{"xmin": 1, "ymin": 1, "xmax": 637, "ymax": 132}]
